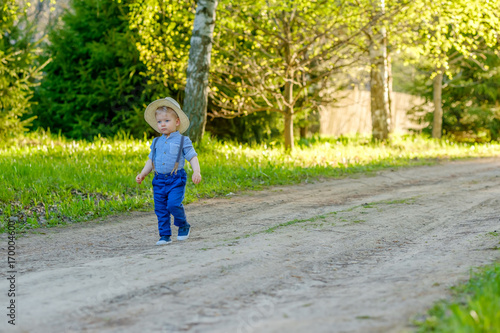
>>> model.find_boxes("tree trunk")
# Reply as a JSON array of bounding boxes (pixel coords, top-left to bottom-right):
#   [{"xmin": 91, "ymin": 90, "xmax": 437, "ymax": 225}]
[
  {"xmin": 284, "ymin": 79, "xmax": 294, "ymax": 151},
  {"xmin": 299, "ymin": 126, "xmax": 308, "ymax": 139},
  {"xmin": 284, "ymin": 112, "xmax": 294, "ymax": 151},
  {"xmin": 369, "ymin": 41, "xmax": 390, "ymax": 140},
  {"xmin": 283, "ymin": 15, "xmax": 294, "ymax": 152},
  {"xmin": 432, "ymin": 71, "xmax": 443, "ymax": 139},
  {"xmin": 299, "ymin": 112, "xmax": 308, "ymax": 139},
  {"xmin": 183, "ymin": 0, "xmax": 218, "ymax": 143},
  {"xmin": 387, "ymin": 52, "xmax": 394, "ymax": 133},
  {"xmin": 369, "ymin": 2, "xmax": 390, "ymax": 141}
]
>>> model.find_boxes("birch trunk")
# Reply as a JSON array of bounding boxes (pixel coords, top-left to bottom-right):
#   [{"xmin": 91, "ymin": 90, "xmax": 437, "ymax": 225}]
[
  {"xmin": 183, "ymin": 0, "xmax": 218, "ymax": 143},
  {"xmin": 432, "ymin": 71, "xmax": 444, "ymax": 139},
  {"xmin": 369, "ymin": 29, "xmax": 390, "ymax": 141},
  {"xmin": 369, "ymin": 0, "xmax": 390, "ymax": 141}
]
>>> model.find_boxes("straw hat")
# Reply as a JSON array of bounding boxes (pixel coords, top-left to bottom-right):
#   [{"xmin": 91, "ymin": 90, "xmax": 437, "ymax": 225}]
[{"xmin": 144, "ymin": 97, "xmax": 190, "ymax": 134}]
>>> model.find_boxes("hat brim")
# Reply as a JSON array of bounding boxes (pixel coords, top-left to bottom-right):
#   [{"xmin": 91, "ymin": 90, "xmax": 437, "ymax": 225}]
[{"xmin": 144, "ymin": 98, "xmax": 190, "ymax": 134}]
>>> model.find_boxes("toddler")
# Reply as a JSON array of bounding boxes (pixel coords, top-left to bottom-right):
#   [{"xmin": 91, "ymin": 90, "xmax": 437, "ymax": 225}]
[{"xmin": 136, "ymin": 97, "xmax": 201, "ymax": 245}]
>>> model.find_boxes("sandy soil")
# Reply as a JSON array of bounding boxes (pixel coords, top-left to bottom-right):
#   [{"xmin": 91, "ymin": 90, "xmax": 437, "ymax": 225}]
[{"xmin": 2, "ymin": 158, "xmax": 500, "ymax": 333}]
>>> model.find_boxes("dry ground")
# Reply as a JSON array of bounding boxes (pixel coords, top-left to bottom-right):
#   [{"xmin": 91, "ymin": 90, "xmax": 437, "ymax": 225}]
[{"xmin": 2, "ymin": 158, "xmax": 500, "ymax": 333}]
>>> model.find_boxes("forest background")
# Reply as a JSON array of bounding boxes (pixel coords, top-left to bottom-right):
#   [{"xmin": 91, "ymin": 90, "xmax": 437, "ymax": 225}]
[{"xmin": 1, "ymin": 0, "xmax": 499, "ymax": 149}]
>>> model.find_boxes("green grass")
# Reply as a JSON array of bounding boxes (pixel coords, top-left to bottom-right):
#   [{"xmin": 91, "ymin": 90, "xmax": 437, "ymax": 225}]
[
  {"xmin": 1, "ymin": 130, "xmax": 500, "ymax": 234},
  {"xmin": 415, "ymin": 263, "xmax": 500, "ymax": 332}
]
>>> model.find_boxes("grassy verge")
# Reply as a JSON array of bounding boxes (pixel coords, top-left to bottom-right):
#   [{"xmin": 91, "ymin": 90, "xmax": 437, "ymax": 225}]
[
  {"xmin": 1, "ymin": 131, "xmax": 500, "ymax": 234},
  {"xmin": 414, "ymin": 263, "xmax": 500, "ymax": 332}
]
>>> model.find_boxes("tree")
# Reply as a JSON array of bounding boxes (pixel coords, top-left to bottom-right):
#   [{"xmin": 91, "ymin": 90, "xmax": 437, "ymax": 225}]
[
  {"xmin": 433, "ymin": 49, "xmax": 500, "ymax": 141},
  {"xmin": 400, "ymin": 0, "xmax": 500, "ymax": 138},
  {"xmin": 19, "ymin": 0, "xmax": 61, "ymax": 41},
  {"xmin": 210, "ymin": 0, "xmax": 369, "ymax": 150},
  {"xmin": 128, "ymin": 0, "xmax": 218, "ymax": 143},
  {"xmin": 32, "ymin": 0, "xmax": 149, "ymax": 139},
  {"xmin": 183, "ymin": 0, "xmax": 219, "ymax": 143},
  {"xmin": 127, "ymin": 0, "xmax": 195, "ymax": 99},
  {"xmin": 352, "ymin": 0, "xmax": 499, "ymax": 140},
  {"xmin": 354, "ymin": 0, "xmax": 421, "ymax": 141},
  {"xmin": 366, "ymin": 0, "xmax": 390, "ymax": 140},
  {"xmin": 0, "ymin": 0, "xmax": 45, "ymax": 140}
]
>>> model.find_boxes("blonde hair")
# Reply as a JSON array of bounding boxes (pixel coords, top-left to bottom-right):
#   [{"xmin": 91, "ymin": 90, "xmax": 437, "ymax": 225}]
[{"xmin": 155, "ymin": 106, "xmax": 178, "ymax": 118}]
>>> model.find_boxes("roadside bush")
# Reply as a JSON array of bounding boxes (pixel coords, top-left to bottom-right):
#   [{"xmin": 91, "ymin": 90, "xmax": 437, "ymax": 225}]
[{"xmin": 443, "ymin": 105, "xmax": 500, "ymax": 143}]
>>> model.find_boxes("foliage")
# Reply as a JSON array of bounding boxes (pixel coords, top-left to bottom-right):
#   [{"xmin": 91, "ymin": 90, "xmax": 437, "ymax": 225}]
[
  {"xmin": 5, "ymin": 0, "xmax": 499, "ymax": 144},
  {"xmin": 126, "ymin": 0, "xmax": 196, "ymax": 98},
  {"xmin": 416, "ymin": 263, "xmax": 500, "ymax": 332},
  {"xmin": 2, "ymin": 131, "xmax": 500, "ymax": 233},
  {"xmin": 209, "ymin": 0, "xmax": 377, "ymax": 149},
  {"xmin": 389, "ymin": 0, "xmax": 500, "ymax": 141},
  {"xmin": 440, "ymin": 52, "xmax": 500, "ymax": 142},
  {"xmin": 397, "ymin": 0, "xmax": 500, "ymax": 75},
  {"xmin": 206, "ymin": 110, "xmax": 283, "ymax": 144},
  {"xmin": 211, "ymin": 0, "xmax": 366, "ymax": 116},
  {"xmin": 414, "ymin": 47, "xmax": 500, "ymax": 142},
  {"xmin": 0, "ymin": 0, "xmax": 44, "ymax": 141},
  {"xmin": 31, "ymin": 0, "xmax": 151, "ymax": 140}
]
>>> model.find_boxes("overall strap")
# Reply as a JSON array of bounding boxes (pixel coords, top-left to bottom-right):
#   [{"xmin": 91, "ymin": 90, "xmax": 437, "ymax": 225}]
[
  {"xmin": 151, "ymin": 137, "xmax": 159, "ymax": 175},
  {"xmin": 171, "ymin": 135, "xmax": 185, "ymax": 175}
]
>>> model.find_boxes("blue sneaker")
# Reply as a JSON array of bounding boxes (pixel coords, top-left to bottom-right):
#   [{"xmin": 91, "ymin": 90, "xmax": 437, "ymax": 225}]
[
  {"xmin": 156, "ymin": 235, "xmax": 172, "ymax": 246},
  {"xmin": 177, "ymin": 225, "xmax": 190, "ymax": 241}
]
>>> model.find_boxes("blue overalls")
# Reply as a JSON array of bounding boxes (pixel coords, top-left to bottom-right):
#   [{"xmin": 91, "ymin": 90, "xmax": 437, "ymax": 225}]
[{"xmin": 149, "ymin": 132, "xmax": 197, "ymax": 236}]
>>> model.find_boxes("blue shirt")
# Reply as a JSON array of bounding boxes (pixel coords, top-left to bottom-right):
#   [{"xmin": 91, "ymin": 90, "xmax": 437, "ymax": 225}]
[{"xmin": 148, "ymin": 131, "xmax": 198, "ymax": 174}]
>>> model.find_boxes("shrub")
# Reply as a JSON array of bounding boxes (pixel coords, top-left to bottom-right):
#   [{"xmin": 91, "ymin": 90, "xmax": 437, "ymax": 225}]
[
  {"xmin": 30, "ymin": 0, "xmax": 155, "ymax": 140},
  {"xmin": 0, "ymin": 0, "xmax": 42, "ymax": 141}
]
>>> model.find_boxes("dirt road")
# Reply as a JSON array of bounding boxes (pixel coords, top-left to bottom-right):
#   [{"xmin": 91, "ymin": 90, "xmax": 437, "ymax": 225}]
[{"xmin": 2, "ymin": 158, "xmax": 500, "ymax": 333}]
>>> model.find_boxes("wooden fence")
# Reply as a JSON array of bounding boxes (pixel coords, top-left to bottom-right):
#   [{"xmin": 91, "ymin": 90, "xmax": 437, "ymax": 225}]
[{"xmin": 318, "ymin": 89, "xmax": 431, "ymax": 136}]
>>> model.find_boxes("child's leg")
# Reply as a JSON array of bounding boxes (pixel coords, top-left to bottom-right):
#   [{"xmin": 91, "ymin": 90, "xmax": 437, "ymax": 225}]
[
  {"xmin": 167, "ymin": 174, "xmax": 189, "ymax": 228},
  {"xmin": 153, "ymin": 177, "xmax": 172, "ymax": 236}
]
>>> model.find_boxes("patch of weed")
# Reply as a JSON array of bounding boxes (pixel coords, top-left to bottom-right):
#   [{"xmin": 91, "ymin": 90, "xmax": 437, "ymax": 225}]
[{"xmin": 414, "ymin": 263, "xmax": 500, "ymax": 332}]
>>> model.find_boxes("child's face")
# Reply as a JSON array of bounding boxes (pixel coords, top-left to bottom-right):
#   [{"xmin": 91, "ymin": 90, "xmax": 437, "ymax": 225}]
[{"xmin": 156, "ymin": 111, "xmax": 180, "ymax": 136}]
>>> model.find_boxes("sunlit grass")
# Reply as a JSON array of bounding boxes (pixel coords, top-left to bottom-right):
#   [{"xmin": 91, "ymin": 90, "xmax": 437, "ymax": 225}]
[
  {"xmin": 1, "ymin": 130, "xmax": 500, "ymax": 233},
  {"xmin": 415, "ymin": 263, "xmax": 500, "ymax": 332}
]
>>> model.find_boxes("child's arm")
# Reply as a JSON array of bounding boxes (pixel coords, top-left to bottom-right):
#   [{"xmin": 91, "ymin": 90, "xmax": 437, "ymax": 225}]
[
  {"xmin": 136, "ymin": 159, "xmax": 153, "ymax": 184},
  {"xmin": 189, "ymin": 156, "xmax": 202, "ymax": 184}
]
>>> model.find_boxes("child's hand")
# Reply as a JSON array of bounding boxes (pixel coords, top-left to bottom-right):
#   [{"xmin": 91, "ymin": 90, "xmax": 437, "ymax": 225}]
[
  {"xmin": 136, "ymin": 174, "xmax": 146, "ymax": 185},
  {"xmin": 192, "ymin": 172, "xmax": 202, "ymax": 184}
]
